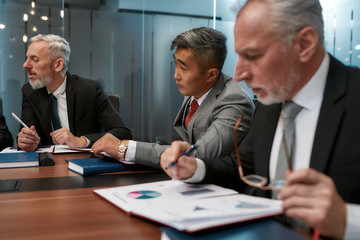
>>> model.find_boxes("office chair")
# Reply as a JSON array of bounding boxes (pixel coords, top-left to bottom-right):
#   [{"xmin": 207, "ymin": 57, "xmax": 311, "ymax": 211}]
[{"xmin": 108, "ymin": 94, "xmax": 120, "ymax": 112}]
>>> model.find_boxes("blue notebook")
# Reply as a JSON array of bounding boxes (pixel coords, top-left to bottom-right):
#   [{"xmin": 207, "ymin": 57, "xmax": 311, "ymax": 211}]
[
  {"xmin": 161, "ymin": 218, "xmax": 305, "ymax": 240},
  {"xmin": 68, "ymin": 157, "xmax": 146, "ymax": 175},
  {"xmin": 0, "ymin": 152, "xmax": 39, "ymax": 168}
]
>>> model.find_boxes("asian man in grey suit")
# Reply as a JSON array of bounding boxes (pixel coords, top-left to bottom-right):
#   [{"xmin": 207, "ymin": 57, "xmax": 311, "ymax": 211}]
[{"xmin": 92, "ymin": 27, "xmax": 253, "ymax": 169}]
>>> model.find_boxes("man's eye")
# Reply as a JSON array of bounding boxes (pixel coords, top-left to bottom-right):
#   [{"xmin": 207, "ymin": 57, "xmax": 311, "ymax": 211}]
[{"xmin": 245, "ymin": 55, "xmax": 260, "ymax": 61}]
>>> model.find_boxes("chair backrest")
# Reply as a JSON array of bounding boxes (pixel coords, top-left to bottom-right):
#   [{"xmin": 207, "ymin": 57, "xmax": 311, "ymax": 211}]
[{"xmin": 108, "ymin": 94, "xmax": 120, "ymax": 112}]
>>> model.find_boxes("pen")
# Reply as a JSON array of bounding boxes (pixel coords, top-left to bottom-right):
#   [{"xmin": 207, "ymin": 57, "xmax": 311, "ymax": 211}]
[
  {"xmin": 165, "ymin": 144, "xmax": 198, "ymax": 170},
  {"xmin": 12, "ymin": 112, "xmax": 38, "ymax": 137},
  {"xmin": 12, "ymin": 112, "xmax": 29, "ymax": 129}
]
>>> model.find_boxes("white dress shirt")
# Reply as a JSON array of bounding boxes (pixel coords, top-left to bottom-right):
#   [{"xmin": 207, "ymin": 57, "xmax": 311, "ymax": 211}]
[{"xmin": 48, "ymin": 77, "xmax": 69, "ymax": 131}]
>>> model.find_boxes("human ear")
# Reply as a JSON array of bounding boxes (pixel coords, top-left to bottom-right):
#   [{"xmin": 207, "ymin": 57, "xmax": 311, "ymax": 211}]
[
  {"xmin": 207, "ymin": 68, "xmax": 219, "ymax": 83},
  {"xmin": 295, "ymin": 26, "xmax": 319, "ymax": 63},
  {"xmin": 53, "ymin": 58, "xmax": 65, "ymax": 72}
]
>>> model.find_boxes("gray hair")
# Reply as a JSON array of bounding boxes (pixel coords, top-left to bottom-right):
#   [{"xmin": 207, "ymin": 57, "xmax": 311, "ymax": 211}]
[
  {"xmin": 171, "ymin": 27, "xmax": 227, "ymax": 72},
  {"xmin": 30, "ymin": 34, "xmax": 71, "ymax": 74},
  {"xmin": 236, "ymin": 0, "xmax": 324, "ymax": 47}
]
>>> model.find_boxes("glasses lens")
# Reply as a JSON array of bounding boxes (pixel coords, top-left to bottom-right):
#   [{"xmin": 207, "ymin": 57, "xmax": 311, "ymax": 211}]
[
  {"xmin": 244, "ymin": 174, "xmax": 268, "ymax": 186},
  {"xmin": 269, "ymin": 179, "xmax": 286, "ymax": 188}
]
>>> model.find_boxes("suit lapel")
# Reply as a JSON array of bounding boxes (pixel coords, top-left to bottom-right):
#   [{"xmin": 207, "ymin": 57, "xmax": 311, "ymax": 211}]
[
  {"xmin": 173, "ymin": 96, "xmax": 191, "ymax": 141},
  {"xmin": 186, "ymin": 73, "xmax": 226, "ymax": 141},
  {"xmin": 188, "ymin": 73, "xmax": 226, "ymax": 127},
  {"xmin": 255, "ymin": 104, "xmax": 281, "ymax": 178},
  {"xmin": 310, "ymin": 56, "xmax": 347, "ymax": 172},
  {"xmin": 66, "ymin": 73, "xmax": 75, "ymax": 133}
]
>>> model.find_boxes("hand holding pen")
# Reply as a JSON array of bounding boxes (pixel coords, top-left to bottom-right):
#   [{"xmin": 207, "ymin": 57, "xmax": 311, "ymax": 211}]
[
  {"xmin": 12, "ymin": 112, "xmax": 40, "ymax": 151},
  {"xmin": 165, "ymin": 144, "xmax": 198, "ymax": 170}
]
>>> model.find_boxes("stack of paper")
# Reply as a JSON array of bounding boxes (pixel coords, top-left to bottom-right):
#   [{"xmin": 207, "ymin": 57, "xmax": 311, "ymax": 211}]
[{"xmin": 94, "ymin": 180, "xmax": 283, "ymax": 232}]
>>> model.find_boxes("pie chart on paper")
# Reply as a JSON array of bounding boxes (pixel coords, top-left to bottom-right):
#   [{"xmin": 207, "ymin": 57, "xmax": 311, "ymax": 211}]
[{"xmin": 126, "ymin": 190, "xmax": 162, "ymax": 199}]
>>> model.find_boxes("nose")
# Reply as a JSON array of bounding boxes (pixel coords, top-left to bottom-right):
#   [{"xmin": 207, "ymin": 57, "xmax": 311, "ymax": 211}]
[
  {"xmin": 234, "ymin": 57, "xmax": 250, "ymax": 82},
  {"xmin": 173, "ymin": 65, "xmax": 180, "ymax": 81},
  {"xmin": 23, "ymin": 59, "xmax": 31, "ymax": 70}
]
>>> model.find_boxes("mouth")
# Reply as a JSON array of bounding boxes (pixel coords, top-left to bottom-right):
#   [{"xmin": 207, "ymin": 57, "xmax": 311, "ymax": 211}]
[{"xmin": 27, "ymin": 72, "xmax": 37, "ymax": 79}]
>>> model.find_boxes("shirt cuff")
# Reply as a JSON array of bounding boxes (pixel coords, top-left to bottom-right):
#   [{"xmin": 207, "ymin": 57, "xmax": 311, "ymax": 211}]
[
  {"xmin": 82, "ymin": 136, "xmax": 90, "ymax": 147},
  {"xmin": 124, "ymin": 140, "xmax": 136, "ymax": 162},
  {"xmin": 343, "ymin": 203, "xmax": 360, "ymax": 240},
  {"xmin": 183, "ymin": 158, "xmax": 206, "ymax": 183}
]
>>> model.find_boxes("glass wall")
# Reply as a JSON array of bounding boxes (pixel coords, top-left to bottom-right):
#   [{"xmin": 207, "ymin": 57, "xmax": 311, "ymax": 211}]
[{"xmin": 0, "ymin": 0, "xmax": 360, "ymax": 146}]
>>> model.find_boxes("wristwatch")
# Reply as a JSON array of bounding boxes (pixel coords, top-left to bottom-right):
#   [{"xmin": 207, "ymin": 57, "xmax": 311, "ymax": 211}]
[{"xmin": 117, "ymin": 140, "xmax": 129, "ymax": 161}]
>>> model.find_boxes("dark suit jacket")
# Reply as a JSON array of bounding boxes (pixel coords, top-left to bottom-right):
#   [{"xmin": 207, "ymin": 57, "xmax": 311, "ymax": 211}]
[
  {"xmin": 0, "ymin": 114, "xmax": 13, "ymax": 151},
  {"xmin": 20, "ymin": 73, "xmax": 132, "ymax": 147},
  {"xmin": 203, "ymin": 55, "xmax": 360, "ymax": 204}
]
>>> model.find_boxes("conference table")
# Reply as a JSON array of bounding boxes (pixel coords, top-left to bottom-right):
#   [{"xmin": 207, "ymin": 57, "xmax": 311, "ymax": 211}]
[
  {"xmin": 0, "ymin": 152, "xmax": 309, "ymax": 240},
  {"xmin": 0, "ymin": 152, "xmax": 170, "ymax": 240}
]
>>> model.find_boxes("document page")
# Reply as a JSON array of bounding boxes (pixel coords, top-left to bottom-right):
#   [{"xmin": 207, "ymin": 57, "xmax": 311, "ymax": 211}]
[
  {"xmin": 94, "ymin": 180, "xmax": 238, "ymax": 213},
  {"xmin": 134, "ymin": 194, "xmax": 283, "ymax": 232}
]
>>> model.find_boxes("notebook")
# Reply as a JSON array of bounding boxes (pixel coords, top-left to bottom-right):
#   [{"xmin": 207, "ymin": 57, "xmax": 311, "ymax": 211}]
[{"xmin": 0, "ymin": 152, "xmax": 39, "ymax": 168}]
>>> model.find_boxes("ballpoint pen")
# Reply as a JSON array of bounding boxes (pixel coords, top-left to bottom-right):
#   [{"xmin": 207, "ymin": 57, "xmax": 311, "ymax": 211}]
[
  {"xmin": 12, "ymin": 112, "xmax": 30, "ymax": 129},
  {"xmin": 165, "ymin": 144, "xmax": 198, "ymax": 170},
  {"xmin": 12, "ymin": 112, "xmax": 38, "ymax": 137}
]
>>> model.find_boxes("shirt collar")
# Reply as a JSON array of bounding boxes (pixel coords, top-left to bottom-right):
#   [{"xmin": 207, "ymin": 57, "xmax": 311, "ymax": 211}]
[
  {"xmin": 47, "ymin": 76, "xmax": 67, "ymax": 98},
  {"xmin": 291, "ymin": 53, "xmax": 329, "ymax": 111},
  {"xmin": 190, "ymin": 88, "xmax": 212, "ymax": 106}
]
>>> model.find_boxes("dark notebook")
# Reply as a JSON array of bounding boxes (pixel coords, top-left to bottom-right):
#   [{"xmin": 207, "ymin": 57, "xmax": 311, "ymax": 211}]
[
  {"xmin": 0, "ymin": 152, "xmax": 39, "ymax": 168},
  {"xmin": 68, "ymin": 157, "xmax": 146, "ymax": 175},
  {"xmin": 161, "ymin": 218, "xmax": 305, "ymax": 240}
]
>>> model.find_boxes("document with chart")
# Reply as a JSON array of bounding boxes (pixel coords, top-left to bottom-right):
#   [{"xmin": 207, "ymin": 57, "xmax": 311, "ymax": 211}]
[{"xmin": 94, "ymin": 180, "xmax": 283, "ymax": 232}]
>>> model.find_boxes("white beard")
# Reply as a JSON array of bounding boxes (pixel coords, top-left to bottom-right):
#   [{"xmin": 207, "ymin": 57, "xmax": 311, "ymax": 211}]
[{"xmin": 30, "ymin": 75, "xmax": 52, "ymax": 89}]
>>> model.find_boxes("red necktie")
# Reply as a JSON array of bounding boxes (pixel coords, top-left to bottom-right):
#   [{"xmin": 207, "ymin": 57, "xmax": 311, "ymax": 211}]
[{"xmin": 185, "ymin": 100, "xmax": 199, "ymax": 129}]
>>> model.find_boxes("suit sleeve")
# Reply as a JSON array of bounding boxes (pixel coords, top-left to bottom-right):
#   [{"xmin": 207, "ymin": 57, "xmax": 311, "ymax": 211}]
[
  {"xmin": 83, "ymin": 82, "xmax": 132, "ymax": 145},
  {"xmin": 0, "ymin": 114, "xmax": 13, "ymax": 151},
  {"xmin": 134, "ymin": 142, "xmax": 168, "ymax": 169}
]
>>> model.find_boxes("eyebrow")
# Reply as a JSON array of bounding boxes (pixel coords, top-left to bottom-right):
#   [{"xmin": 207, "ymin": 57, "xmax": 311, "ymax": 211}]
[{"xmin": 173, "ymin": 54, "xmax": 188, "ymax": 68}]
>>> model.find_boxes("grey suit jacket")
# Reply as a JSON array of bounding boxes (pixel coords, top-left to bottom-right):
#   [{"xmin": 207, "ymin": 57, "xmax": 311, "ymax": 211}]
[{"xmin": 135, "ymin": 72, "xmax": 254, "ymax": 168}]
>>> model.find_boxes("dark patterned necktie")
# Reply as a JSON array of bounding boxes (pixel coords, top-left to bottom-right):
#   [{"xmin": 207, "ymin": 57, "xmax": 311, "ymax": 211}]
[{"xmin": 49, "ymin": 93, "xmax": 61, "ymax": 130}]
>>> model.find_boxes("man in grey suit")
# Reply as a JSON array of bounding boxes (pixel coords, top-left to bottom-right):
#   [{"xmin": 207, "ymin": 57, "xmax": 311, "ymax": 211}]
[{"xmin": 92, "ymin": 27, "xmax": 253, "ymax": 169}]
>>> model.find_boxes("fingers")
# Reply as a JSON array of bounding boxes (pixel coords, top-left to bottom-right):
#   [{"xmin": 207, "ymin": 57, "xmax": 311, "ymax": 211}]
[
  {"xmin": 50, "ymin": 128, "xmax": 86, "ymax": 147},
  {"xmin": 161, "ymin": 141, "xmax": 191, "ymax": 168},
  {"xmin": 278, "ymin": 168, "xmax": 347, "ymax": 239},
  {"xmin": 92, "ymin": 133, "xmax": 120, "ymax": 158},
  {"xmin": 165, "ymin": 156, "xmax": 197, "ymax": 180},
  {"xmin": 17, "ymin": 126, "xmax": 40, "ymax": 151},
  {"xmin": 161, "ymin": 141, "xmax": 196, "ymax": 180},
  {"xmin": 285, "ymin": 168, "xmax": 327, "ymax": 186}
]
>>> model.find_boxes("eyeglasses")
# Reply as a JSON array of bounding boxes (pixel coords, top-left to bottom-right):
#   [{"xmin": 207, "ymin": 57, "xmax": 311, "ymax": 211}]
[{"xmin": 233, "ymin": 115, "xmax": 290, "ymax": 190}]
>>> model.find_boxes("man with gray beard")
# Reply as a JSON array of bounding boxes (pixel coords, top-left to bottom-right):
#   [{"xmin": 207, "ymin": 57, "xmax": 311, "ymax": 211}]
[{"xmin": 18, "ymin": 34, "xmax": 132, "ymax": 152}]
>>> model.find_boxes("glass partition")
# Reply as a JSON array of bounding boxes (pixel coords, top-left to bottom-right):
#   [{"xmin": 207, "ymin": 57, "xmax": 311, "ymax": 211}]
[{"xmin": 1, "ymin": 0, "xmax": 360, "ymax": 146}]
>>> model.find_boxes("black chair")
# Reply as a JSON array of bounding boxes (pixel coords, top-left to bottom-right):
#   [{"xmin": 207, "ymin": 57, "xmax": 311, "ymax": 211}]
[{"xmin": 108, "ymin": 94, "xmax": 120, "ymax": 112}]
